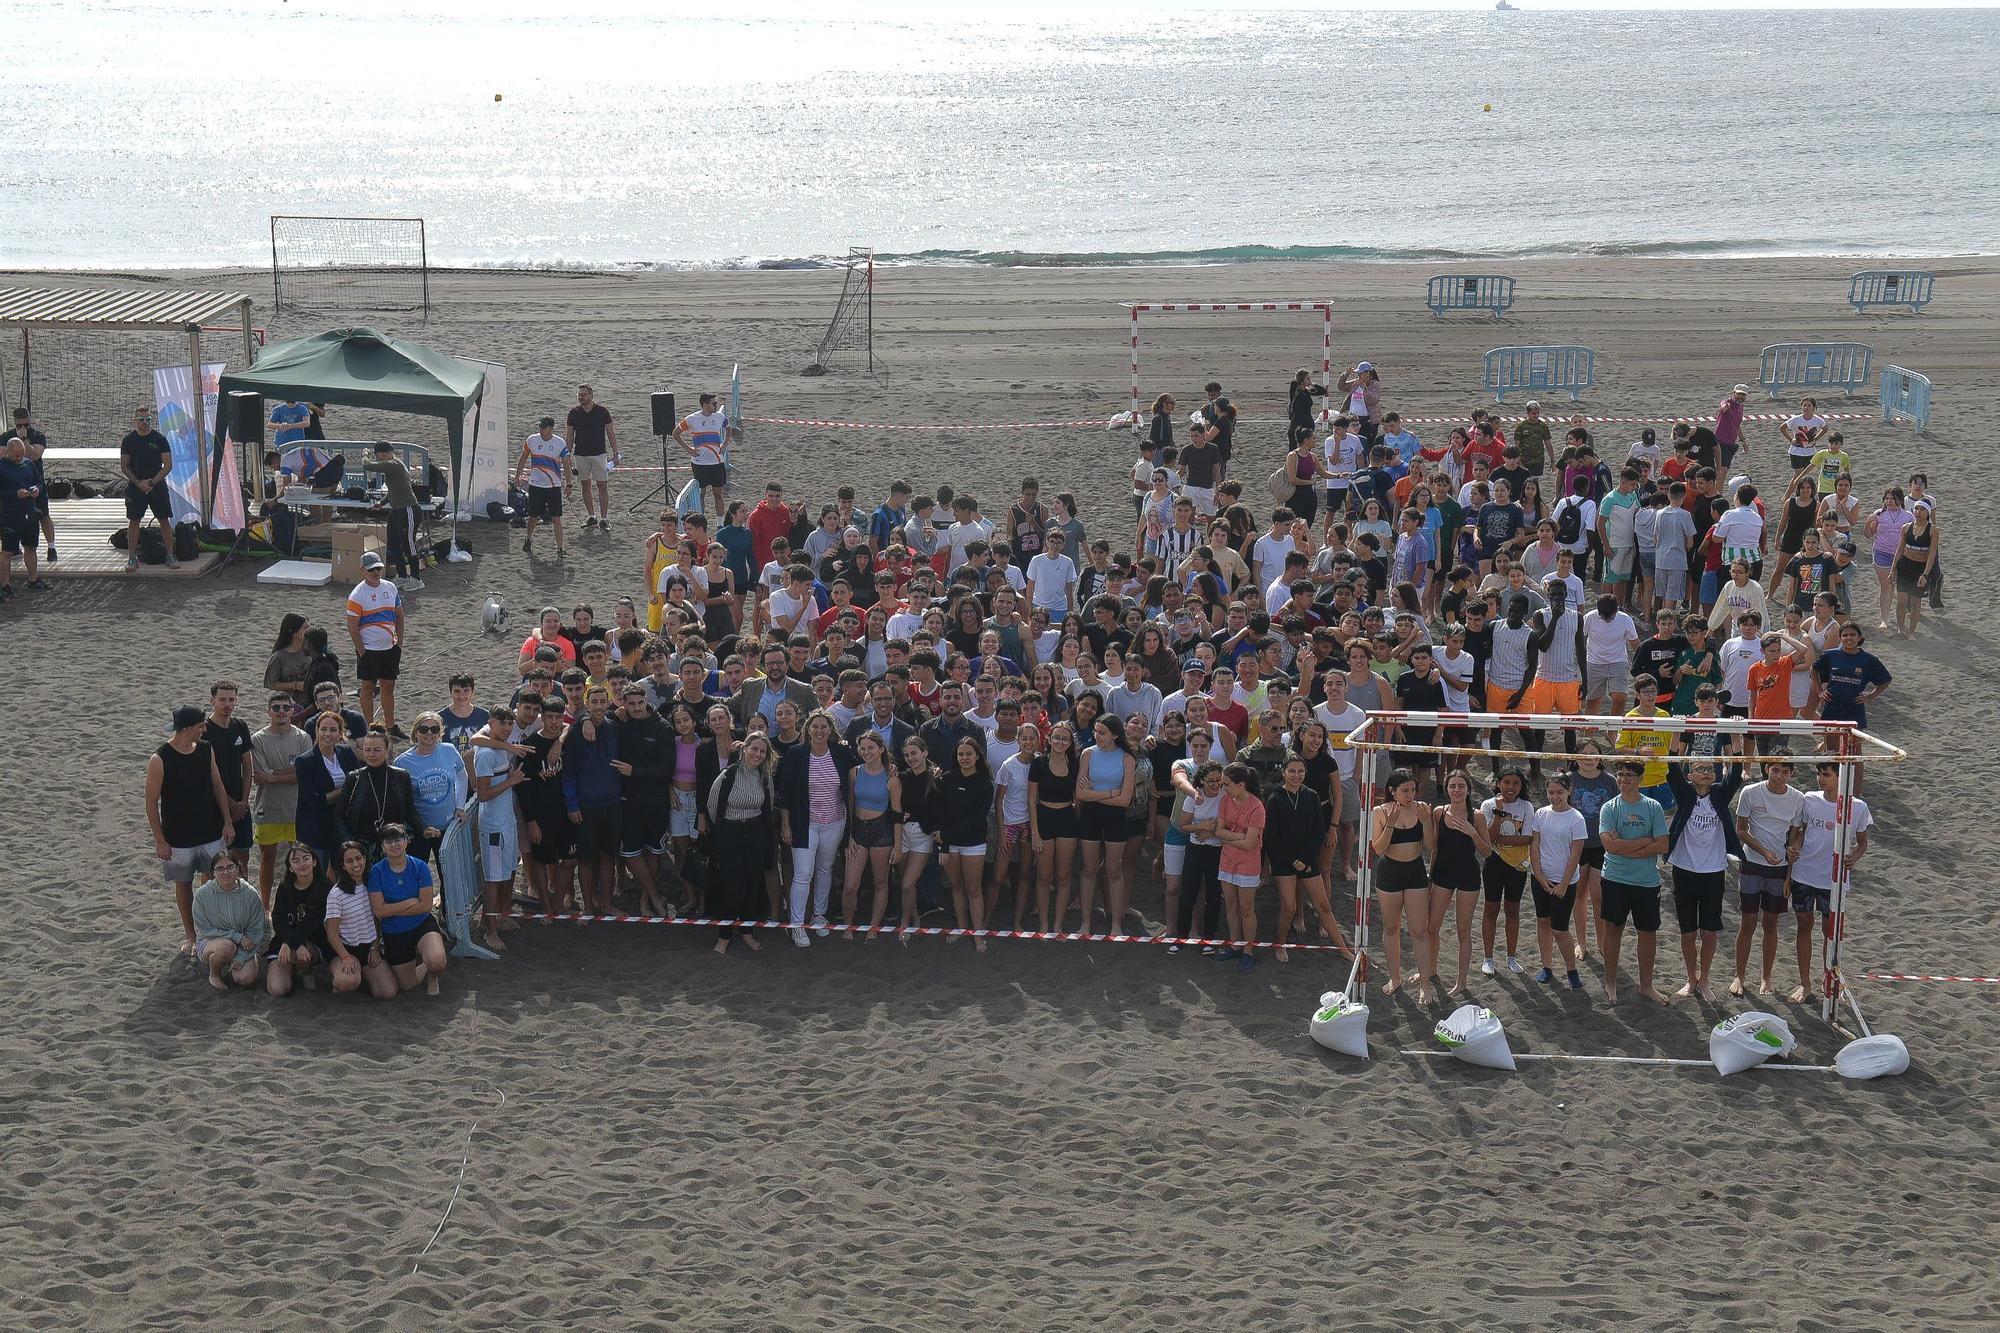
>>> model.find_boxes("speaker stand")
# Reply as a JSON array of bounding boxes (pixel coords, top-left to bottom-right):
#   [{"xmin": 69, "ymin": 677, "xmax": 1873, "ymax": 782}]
[{"xmin": 629, "ymin": 431, "xmax": 676, "ymax": 513}]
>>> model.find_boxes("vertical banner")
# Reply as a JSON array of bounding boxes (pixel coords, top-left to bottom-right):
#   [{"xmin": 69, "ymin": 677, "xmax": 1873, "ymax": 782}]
[
  {"xmin": 455, "ymin": 357, "xmax": 509, "ymax": 519},
  {"xmin": 153, "ymin": 362, "xmax": 244, "ymax": 530}
]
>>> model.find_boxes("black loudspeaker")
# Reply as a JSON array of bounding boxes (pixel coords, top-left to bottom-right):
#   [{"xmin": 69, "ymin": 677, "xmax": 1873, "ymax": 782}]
[
  {"xmin": 229, "ymin": 391, "xmax": 265, "ymax": 444},
  {"xmin": 650, "ymin": 392, "xmax": 676, "ymax": 436}
]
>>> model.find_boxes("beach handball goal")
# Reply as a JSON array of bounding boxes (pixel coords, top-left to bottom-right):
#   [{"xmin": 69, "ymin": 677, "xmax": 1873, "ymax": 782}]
[
  {"xmin": 270, "ymin": 215, "xmax": 430, "ymax": 318},
  {"xmin": 1340, "ymin": 710, "xmax": 1904, "ymax": 1033},
  {"xmin": 1123, "ymin": 301, "xmax": 1331, "ymax": 417},
  {"xmin": 803, "ymin": 246, "xmax": 875, "ymax": 377}
]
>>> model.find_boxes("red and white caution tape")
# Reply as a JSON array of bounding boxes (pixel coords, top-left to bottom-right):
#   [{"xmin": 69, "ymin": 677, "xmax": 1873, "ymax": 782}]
[
  {"xmin": 1862, "ymin": 972, "xmax": 2000, "ymax": 985},
  {"xmin": 740, "ymin": 410, "xmax": 1879, "ymax": 433},
  {"xmin": 500, "ymin": 910, "xmax": 1350, "ymax": 952}
]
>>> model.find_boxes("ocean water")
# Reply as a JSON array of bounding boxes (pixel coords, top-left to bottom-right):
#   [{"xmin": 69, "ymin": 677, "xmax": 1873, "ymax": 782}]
[{"xmin": 4, "ymin": 0, "xmax": 1997, "ymax": 269}]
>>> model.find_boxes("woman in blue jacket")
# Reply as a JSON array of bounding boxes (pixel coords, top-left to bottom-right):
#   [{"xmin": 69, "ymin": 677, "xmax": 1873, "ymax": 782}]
[{"xmin": 294, "ymin": 711, "xmax": 360, "ymax": 868}]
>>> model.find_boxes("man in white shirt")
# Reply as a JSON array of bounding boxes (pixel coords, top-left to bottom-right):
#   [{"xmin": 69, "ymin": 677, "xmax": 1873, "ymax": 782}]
[
  {"xmin": 762, "ymin": 564, "xmax": 817, "ymax": 641},
  {"xmin": 1321, "ymin": 417, "xmax": 1362, "ymax": 518},
  {"xmin": 1250, "ymin": 509, "xmax": 1297, "ymax": 591},
  {"xmin": 885, "ymin": 580, "xmax": 933, "ymax": 642},
  {"xmin": 1025, "ymin": 528, "xmax": 1078, "ymax": 620},
  {"xmin": 1551, "ymin": 481, "xmax": 1596, "ymax": 560},
  {"xmin": 1313, "ymin": 671, "xmax": 1364, "ymax": 878},
  {"xmin": 511, "ymin": 415, "xmax": 572, "ymax": 558},
  {"xmin": 1717, "ymin": 611, "xmax": 1764, "ymax": 715},
  {"xmin": 1732, "ymin": 758, "xmax": 1806, "ymax": 998},
  {"xmin": 1787, "ymin": 760, "xmax": 1871, "ymax": 1003},
  {"xmin": 1582, "ymin": 596, "xmax": 1639, "ymax": 715},
  {"xmin": 1712, "ymin": 484, "xmax": 1767, "ymax": 574},
  {"xmin": 944, "ymin": 497, "xmax": 993, "ymax": 575}
]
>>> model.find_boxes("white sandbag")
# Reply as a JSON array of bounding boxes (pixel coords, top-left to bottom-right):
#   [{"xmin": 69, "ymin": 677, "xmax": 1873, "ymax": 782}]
[
  {"xmin": 1834, "ymin": 1033, "xmax": 1910, "ymax": 1080},
  {"xmin": 1709, "ymin": 1011, "xmax": 1798, "ymax": 1076},
  {"xmin": 1434, "ymin": 1004, "xmax": 1516, "ymax": 1071},
  {"xmin": 1107, "ymin": 410, "xmax": 1140, "ymax": 432},
  {"xmin": 1309, "ymin": 990, "xmax": 1370, "ymax": 1059}
]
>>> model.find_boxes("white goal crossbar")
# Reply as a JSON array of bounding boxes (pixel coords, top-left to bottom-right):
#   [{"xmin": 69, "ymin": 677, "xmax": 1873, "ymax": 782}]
[
  {"xmin": 1340, "ymin": 710, "xmax": 1905, "ymax": 1028},
  {"xmin": 1124, "ymin": 301, "xmax": 1331, "ymax": 415}
]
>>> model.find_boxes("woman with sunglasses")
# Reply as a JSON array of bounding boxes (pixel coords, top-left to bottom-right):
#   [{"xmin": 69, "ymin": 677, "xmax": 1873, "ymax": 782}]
[
  {"xmin": 266, "ymin": 841, "xmax": 333, "ymax": 996},
  {"xmin": 338, "ymin": 728, "xmax": 416, "ymax": 861},
  {"xmin": 392, "ymin": 710, "xmax": 468, "ymax": 867}
]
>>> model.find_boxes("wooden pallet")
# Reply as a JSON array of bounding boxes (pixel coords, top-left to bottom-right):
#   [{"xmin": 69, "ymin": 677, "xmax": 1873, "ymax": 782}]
[{"xmin": 37, "ymin": 499, "xmax": 221, "ymax": 578}]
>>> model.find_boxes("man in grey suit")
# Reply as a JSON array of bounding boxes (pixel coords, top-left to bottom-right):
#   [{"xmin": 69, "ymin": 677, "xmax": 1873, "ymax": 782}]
[{"xmin": 731, "ymin": 642, "xmax": 818, "ymax": 732}]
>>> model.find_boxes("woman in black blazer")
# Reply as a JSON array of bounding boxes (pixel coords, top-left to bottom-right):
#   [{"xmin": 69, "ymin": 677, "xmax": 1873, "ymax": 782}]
[{"xmin": 294, "ymin": 712, "xmax": 361, "ymax": 867}]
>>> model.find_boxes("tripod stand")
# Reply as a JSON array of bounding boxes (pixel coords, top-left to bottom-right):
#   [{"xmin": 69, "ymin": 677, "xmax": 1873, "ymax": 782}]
[{"xmin": 628, "ymin": 428, "xmax": 678, "ymax": 513}]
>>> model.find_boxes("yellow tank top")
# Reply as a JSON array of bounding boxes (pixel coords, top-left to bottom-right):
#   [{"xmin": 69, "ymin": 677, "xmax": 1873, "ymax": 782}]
[{"xmin": 1618, "ymin": 707, "xmax": 1672, "ymax": 787}]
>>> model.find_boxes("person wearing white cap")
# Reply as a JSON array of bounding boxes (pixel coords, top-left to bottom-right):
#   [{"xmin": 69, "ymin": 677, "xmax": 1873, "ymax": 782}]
[
  {"xmin": 1716, "ymin": 384, "xmax": 1750, "ymax": 470},
  {"xmin": 346, "ymin": 550, "xmax": 407, "ymax": 738},
  {"xmin": 1336, "ymin": 361, "xmax": 1382, "ymax": 444}
]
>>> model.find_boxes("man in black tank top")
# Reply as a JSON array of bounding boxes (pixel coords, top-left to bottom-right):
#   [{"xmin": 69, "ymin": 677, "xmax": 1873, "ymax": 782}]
[{"xmin": 146, "ymin": 705, "xmax": 236, "ymax": 953}]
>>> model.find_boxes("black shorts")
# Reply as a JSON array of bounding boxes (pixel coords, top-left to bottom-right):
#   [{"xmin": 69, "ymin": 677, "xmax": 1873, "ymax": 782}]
[
  {"xmin": 1531, "ymin": 879, "xmax": 1576, "ymax": 930},
  {"xmin": 335, "ymin": 939, "xmax": 378, "ymax": 969},
  {"xmin": 1482, "ymin": 857, "xmax": 1528, "ymax": 904},
  {"xmin": 0, "ymin": 515, "xmax": 32, "ymax": 554},
  {"xmin": 692, "ymin": 461, "xmax": 729, "ymax": 490},
  {"xmin": 1598, "ymin": 876, "xmax": 1662, "ymax": 932},
  {"xmin": 1036, "ymin": 802, "xmax": 1079, "ymax": 840},
  {"xmin": 1430, "ymin": 855, "xmax": 1482, "ymax": 895},
  {"xmin": 1374, "ymin": 854, "xmax": 1429, "ymax": 893},
  {"xmin": 526, "ymin": 486, "xmax": 563, "ymax": 519},
  {"xmin": 380, "ymin": 918, "xmax": 441, "ymax": 966},
  {"xmin": 1672, "ymin": 866, "xmax": 1726, "ymax": 933},
  {"xmin": 269, "ymin": 939, "xmax": 329, "ymax": 968},
  {"xmin": 1578, "ymin": 845, "xmax": 1605, "ymax": 870},
  {"xmin": 850, "ymin": 811, "xmax": 895, "ymax": 849},
  {"xmin": 124, "ymin": 483, "xmax": 173, "ymax": 523},
  {"xmin": 1791, "ymin": 880, "xmax": 1833, "ymax": 915},
  {"xmin": 528, "ymin": 803, "xmax": 575, "ymax": 864},
  {"xmin": 621, "ymin": 800, "xmax": 670, "ymax": 858},
  {"xmin": 574, "ymin": 804, "xmax": 622, "ymax": 859},
  {"xmin": 1077, "ymin": 801, "xmax": 1125, "ymax": 844},
  {"xmin": 357, "ymin": 645, "xmax": 402, "ymax": 681},
  {"xmin": 1738, "ymin": 862, "xmax": 1790, "ymax": 915}
]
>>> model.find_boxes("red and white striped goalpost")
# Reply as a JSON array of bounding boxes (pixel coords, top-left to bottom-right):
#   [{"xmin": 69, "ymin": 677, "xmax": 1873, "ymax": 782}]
[
  {"xmin": 1124, "ymin": 301, "xmax": 1333, "ymax": 416},
  {"xmin": 1341, "ymin": 711, "xmax": 1906, "ymax": 1030}
]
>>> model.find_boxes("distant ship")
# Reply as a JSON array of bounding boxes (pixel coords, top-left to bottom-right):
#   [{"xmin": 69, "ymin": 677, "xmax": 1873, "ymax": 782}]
[{"xmin": 1496, "ymin": 1, "xmax": 1516, "ymax": 9}]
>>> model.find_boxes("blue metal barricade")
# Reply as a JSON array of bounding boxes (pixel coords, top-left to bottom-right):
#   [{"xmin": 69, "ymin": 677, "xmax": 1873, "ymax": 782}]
[
  {"xmin": 1879, "ymin": 365, "xmax": 1932, "ymax": 433},
  {"xmin": 440, "ymin": 798, "xmax": 500, "ymax": 961},
  {"xmin": 1849, "ymin": 270, "xmax": 1934, "ymax": 314},
  {"xmin": 1758, "ymin": 342, "xmax": 1874, "ymax": 398},
  {"xmin": 1428, "ymin": 274, "xmax": 1516, "ymax": 319},
  {"xmin": 1483, "ymin": 345, "xmax": 1593, "ymax": 402}
]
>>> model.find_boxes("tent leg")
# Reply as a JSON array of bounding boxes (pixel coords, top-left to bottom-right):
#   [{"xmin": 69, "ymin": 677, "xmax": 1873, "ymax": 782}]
[{"xmin": 190, "ymin": 325, "xmax": 211, "ymax": 526}]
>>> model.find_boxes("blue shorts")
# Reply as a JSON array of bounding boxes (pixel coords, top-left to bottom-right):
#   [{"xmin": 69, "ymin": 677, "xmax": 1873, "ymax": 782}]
[
  {"xmin": 1791, "ymin": 881, "xmax": 1833, "ymax": 915},
  {"xmin": 1699, "ymin": 569, "xmax": 1721, "ymax": 605},
  {"xmin": 1641, "ymin": 781, "xmax": 1676, "ymax": 813}
]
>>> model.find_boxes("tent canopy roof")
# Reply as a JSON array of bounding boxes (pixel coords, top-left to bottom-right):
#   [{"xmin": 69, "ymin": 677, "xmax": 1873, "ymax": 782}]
[
  {"xmin": 0, "ymin": 286, "xmax": 250, "ymax": 331},
  {"xmin": 221, "ymin": 326, "xmax": 485, "ymax": 417}
]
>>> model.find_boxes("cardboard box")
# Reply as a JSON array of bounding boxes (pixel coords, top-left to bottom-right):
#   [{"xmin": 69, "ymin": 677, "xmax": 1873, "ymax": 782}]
[{"xmin": 330, "ymin": 524, "xmax": 387, "ymax": 584}]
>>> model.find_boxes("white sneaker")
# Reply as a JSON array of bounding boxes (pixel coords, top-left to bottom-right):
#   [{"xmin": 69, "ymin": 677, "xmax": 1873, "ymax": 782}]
[
  {"xmin": 790, "ymin": 927, "xmax": 810, "ymax": 948},
  {"xmin": 400, "ymin": 576, "xmax": 426, "ymax": 591},
  {"xmin": 811, "ymin": 916, "xmax": 831, "ymax": 938},
  {"xmin": 1480, "ymin": 957, "xmax": 1496, "ymax": 976},
  {"xmin": 1507, "ymin": 955, "xmax": 1526, "ymax": 974}
]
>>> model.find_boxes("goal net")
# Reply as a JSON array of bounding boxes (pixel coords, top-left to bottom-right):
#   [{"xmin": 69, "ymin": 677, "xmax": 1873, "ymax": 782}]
[
  {"xmin": 1122, "ymin": 300, "xmax": 1332, "ymax": 420},
  {"xmin": 1339, "ymin": 710, "xmax": 1904, "ymax": 1029},
  {"xmin": 803, "ymin": 246, "xmax": 874, "ymax": 376},
  {"xmin": 270, "ymin": 215, "xmax": 431, "ymax": 316},
  {"xmin": 1, "ymin": 325, "xmax": 264, "ymax": 461}
]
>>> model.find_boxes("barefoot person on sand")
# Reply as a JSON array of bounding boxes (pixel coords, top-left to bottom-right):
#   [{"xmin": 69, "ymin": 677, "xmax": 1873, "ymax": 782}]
[
  {"xmin": 147, "ymin": 704, "xmax": 236, "ymax": 957},
  {"xmin": 1527, "ymin": 772, "xmax": 1586, "ymax": 991},
  {"xmin": 1368, "ymin": 767, "xmax": 1431, "ymax": 993},
  {"xmin": 325, "ymin": 841, "xmax": 396, "ymax": 1000},
  {"xmin": 366, "ymin": 824, "xmax": 448, "ymax": 995},
  {"xmin": 1730, "ymin": 757, "xmax": 1806, "ymax": 996},
  {"xmin": 1596, "ymin": 761, "xmax": 1670, "ymax": 1005},
  {"xmin": 1785, "ymin": 760, "xmax": 1872, "ymax": 1003},
  {"xmin": 1665, "ymin": 759, "xmax": 1744, "ymax": 1001},
  {"xmin": 192, "ymin": 850, "xmax": 267, "ymax": 991}
]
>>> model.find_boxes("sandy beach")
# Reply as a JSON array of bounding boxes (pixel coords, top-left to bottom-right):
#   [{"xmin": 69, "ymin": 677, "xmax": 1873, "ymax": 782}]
[{"xmin": 4, "ymin": 256, "xmax": 1998, "ymax": 1330}]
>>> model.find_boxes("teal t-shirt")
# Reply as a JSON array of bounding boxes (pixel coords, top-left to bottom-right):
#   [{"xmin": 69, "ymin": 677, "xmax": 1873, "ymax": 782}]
[{"xmin": 1599, "ymin": 794, "xmax": 1667, "ymax": 888}]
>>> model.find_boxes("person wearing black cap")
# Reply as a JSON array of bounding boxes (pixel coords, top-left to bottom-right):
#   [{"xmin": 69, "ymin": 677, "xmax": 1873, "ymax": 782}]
[{"xmin": 146, "ymin": 704, "xmax": 237, "ymax": 955}]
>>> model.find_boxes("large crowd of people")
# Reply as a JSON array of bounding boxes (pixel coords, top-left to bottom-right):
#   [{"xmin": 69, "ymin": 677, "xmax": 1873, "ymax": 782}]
[{"xmin": 148, "ymin": 370, "xmax": 1907, "ymax": 1009}]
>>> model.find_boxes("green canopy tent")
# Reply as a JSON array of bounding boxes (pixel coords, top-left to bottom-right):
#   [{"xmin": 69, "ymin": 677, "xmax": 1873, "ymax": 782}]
[{"xmin": 213, "ymin": 326, "xmax": 486, "ymax": 540}]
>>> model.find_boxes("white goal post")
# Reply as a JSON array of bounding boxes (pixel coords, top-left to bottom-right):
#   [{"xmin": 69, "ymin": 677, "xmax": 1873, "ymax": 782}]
[
  {"xmin": 1123, "ymin": 301, "xmax": 1331, "ymax": 416},
  {"xmin": 1340, "ymin": 710, "xmax": 1906, "ymax": 1028}
]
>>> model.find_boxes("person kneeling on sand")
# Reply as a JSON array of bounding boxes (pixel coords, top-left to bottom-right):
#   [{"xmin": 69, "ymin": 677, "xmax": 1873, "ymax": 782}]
[
  {"xmin": 366, "ymin": 824, "xmax": 448, "ymax": 995},
  {"xmin": 325, "ymin": 842, "xmax": 397, "ymax": 1000},
  {"xmin": 192, "ymin": 850, "xmax": 268, "ymax": 992}
]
